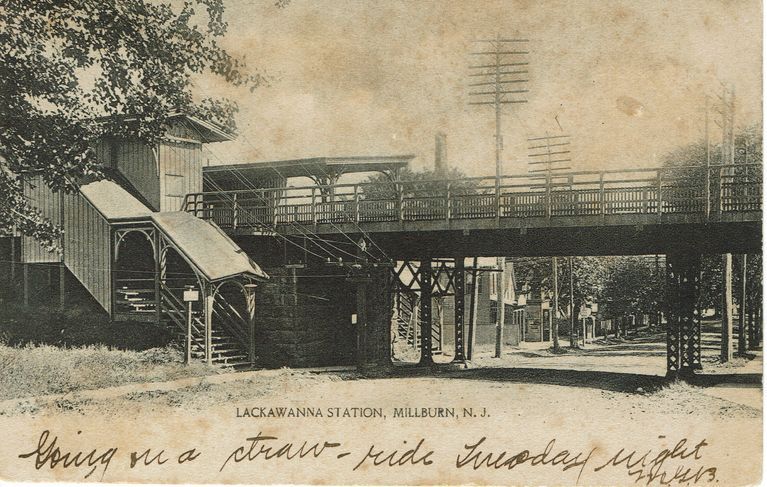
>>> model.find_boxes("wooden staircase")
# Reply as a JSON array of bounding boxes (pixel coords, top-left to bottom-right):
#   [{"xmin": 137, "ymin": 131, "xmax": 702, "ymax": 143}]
[
  {"xmin": 160, "ymin": 284, "xmax": 252, "ymax": 369},
  {"xmin": 394, "ymin": 289, "xmax": 442, "ymax": 353}
]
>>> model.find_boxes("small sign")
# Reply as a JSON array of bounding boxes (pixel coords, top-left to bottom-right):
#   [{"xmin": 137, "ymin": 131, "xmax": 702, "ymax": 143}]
[
  {"xmin": 351, "ymin": 313, "xmax": 358, "ymax": 324},
  {"xmin": 579, "ymin": 305, "xmax": 592, "ymax": 318},
  {"xmin": 183, "ymin": 289, "xmax": 200, "ymax": 302}
]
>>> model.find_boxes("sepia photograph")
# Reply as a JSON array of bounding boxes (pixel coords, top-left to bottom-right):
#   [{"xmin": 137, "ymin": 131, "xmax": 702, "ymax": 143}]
[{"xmin": 0, "ymin": 0, "xmax": 762, "ymax": 485}]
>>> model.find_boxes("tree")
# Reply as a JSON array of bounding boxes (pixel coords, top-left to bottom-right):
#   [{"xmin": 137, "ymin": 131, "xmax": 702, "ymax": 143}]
[
  {"xmin": 601, "ymin": 256, "xmax": 663, "ymax": 321},
  {"xmin": 361, "ymin": 167, "xmax": 478, "ymax": 200},
  {"xmin": 0, "ymin": 0, "xmax": 267, "ymax": 247},
  {"xmin": 513, "ymin": 256, "xmax": 612, "ymax": 313}
]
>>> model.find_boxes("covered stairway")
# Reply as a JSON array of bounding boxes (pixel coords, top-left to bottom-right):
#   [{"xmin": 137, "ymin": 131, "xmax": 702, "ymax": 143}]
[{"xmin": 68, "ymin": 180, "xmax": 268, "ymax": 367}]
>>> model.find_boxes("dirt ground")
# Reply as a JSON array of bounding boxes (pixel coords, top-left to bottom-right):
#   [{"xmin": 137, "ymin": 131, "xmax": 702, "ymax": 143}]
[{"xmin": 0, "ymin": 328, "xmax": 761, "ymax": 485}]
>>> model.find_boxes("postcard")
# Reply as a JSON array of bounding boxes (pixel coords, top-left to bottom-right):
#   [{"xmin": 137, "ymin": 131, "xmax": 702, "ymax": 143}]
[{"xmin": 0, "ymin": 0, "xmax": 762, "ymax": 485}]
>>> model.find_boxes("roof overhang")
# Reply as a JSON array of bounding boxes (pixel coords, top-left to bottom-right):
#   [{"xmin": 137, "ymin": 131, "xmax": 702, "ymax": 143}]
[{"xmin": 204, "ymin": 155, "xmax": 415, "ymax": 184}]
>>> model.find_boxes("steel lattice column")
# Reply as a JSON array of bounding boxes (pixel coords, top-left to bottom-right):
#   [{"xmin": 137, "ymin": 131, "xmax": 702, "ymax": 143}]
[
  {"xmin": 452, "ymin": 257, "xmax": 466, "ymax": 363},
  {"xmin": 418, "ymin": 258, "xmax": 433, "ymax": 366},
  {"xmin": 665, "ymin": 252, "xmax": 702, "ymax": 374}
]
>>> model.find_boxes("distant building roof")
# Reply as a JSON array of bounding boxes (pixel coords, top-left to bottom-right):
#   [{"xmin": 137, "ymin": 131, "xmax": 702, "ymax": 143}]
[{"xmin": 204, "ymin": 155, "xmax": 415, "ymax": 185}]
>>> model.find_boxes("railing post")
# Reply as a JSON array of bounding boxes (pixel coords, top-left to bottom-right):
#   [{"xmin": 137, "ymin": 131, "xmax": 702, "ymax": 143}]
[
  {"xmin": 495, "ymin": 175, "xmax": 501, "ymax": 222},
  {"xmin": 718, "ymin": 166, "xmax": 724, "ymax": 215},
  {"xmin": 397, "ymin": 182, "xmax": 405, "ymax": 222},
  {"xmin": 245, "ymin": 283, "xmax": 257, "ymax": 364},
  {"xmin": 354, "ymin": 184, "xmax": 360, "ymax": 224},
  {"xmin": 232, "ymin": 192, "xmax": 238, "ymax": 229},
  {"xmin": 204, "ymin": 287, "xmax": 214, "ymax": 366},
  {"xmin": 545, "ymin": 172, "xmax": 552, "ymax": 219},
  {"xmin": 311, "ymin": 187, "xmax": 317, "ymax": 227},
  {"xmin": 599, "ymin": 173, "xmax": 606, "ymax": 217},
  {"xmin": 657, "ymin": 170, "xmax": 663, "ymax": 218},
  {"xmin": 642, "ymin": 187, "xmax": 648, "ymax": 214},
  {"xmin": 446, "ymin": 182, "xmax": 451, "ymax": 223}
]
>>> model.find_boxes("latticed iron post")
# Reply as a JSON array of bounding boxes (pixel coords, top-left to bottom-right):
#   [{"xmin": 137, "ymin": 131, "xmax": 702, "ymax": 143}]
[
  {"xmin": 418, "ymin": 259, "xmax": 433, "ymax": 366},
  {"xmin": 665, "ymin": 252, "xmax": 702, "ymax": 375},
  {"xmin": 452, "ymin": 257, "xmax": 466, "ymax": 363}
]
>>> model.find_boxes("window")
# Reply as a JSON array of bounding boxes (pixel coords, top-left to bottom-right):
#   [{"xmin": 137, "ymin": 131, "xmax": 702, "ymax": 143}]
[{"xmin": 165, "ymin": 174, "xmax": 184, "ymax": 197}]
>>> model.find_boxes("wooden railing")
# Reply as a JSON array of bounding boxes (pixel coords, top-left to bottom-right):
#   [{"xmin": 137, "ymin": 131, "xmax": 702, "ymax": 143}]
[{"xmin": 182, "ymin": 163, "xmax": 762, "ymax": 232}]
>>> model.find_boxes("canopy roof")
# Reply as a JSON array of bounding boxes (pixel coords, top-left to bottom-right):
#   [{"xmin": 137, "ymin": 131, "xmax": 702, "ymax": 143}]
[
  {"xmin": 80, "ymin": 180, "xmax": 266, "ymax": 282},
  {"xmin": 204, "ymin": 155, "xmax": 415, "ymax": 186},
  {"xmin": 151, "ymin": 212, "xmax": 268, "ymax": 282},
  {"xmin": 80, "ymin": 180, "xmax": 154, "ymax": 221}
]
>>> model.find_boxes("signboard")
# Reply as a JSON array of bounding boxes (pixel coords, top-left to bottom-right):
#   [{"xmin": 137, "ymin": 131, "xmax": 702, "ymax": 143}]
[{"xmin": 183, "ymin": 289, "xmax": 199, "ymax": 302}]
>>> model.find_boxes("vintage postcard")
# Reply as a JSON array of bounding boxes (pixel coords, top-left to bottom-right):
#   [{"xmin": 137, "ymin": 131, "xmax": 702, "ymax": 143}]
[{"xmin": 0, "ymin": 0, "xmax": 762, "ymax": 485}]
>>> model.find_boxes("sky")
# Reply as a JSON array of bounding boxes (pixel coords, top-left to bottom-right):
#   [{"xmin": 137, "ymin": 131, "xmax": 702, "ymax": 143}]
[{"xmin": 194, "ymin": 0, "xmax": 762, "ymax": 178}]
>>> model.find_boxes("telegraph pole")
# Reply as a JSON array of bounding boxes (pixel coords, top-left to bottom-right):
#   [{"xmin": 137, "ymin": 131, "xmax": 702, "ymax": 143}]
[
  {"xmin": 469, "ymin": 34, "xmax": 528, "ymax": 357},
  {"xmin": 569, "ymin": 256, "xmax": 577, "ymax": 348},
  {"xmin": 528, "ymin": 133, "xmax": 571, "ymax": 348},
  {"xmin": 551, "ymin": 256, "xmax": 560, "ymax": 349},
  {"xmin": 716, "ymin": 84, "xmax": 736, "ymax": 362},
  {"xmin": 468, "ymin": 34, "xmax": 529, "ymax": 183}
]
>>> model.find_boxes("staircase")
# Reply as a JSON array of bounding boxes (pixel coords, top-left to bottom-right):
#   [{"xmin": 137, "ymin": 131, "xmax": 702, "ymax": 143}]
[
  {"xmin": 394, "ymin": 289, "xmax": 442, "ymax": 353},
  {"xmin": 160, "ymin": 284, "xmax": 252, "ymax": 368}
]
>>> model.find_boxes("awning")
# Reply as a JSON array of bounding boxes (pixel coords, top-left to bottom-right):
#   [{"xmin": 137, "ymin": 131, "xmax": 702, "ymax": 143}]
[
  {"xmin": 80, "ymin": 180, "xmax": 153, "ymax": 221},
  {"xmin": 204, "ymin": 155, "xmax": 415, "ymax": 187},
  {"xmin": 151, "ymin": 211, "xmax": 268, "ymax": 282}
]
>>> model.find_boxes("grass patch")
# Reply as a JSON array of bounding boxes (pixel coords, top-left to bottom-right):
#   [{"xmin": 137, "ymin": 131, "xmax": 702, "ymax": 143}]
[{"xmin": 0, "ymin": 343, "xmax": 221, "ymax": 400}]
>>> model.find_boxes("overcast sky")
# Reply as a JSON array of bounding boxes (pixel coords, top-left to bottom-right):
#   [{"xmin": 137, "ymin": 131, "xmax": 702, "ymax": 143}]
[{"xmin": 196, "ymin": 0, "xmax": 762, "ymax": 177}]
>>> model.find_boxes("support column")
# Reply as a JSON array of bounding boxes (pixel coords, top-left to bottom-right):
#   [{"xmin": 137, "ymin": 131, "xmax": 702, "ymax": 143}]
[
  {"xmin": 245, "ymin": 283, "xmax": 258, "ymax": 364},
  {"xmin": 354, "ymin": 266, "xmax": 393, "ymax": 372},
  {"xmin": 738, "ymin": 254, "xmax": 748, "ymax": 355},
  {"xmin": 467, "ymin": 258, "xmax": 479, "ymax": 360},
  {"xmin": 418, "ymin": 258, "xmax": 433, "ymax": 366},
  {"xmin": 59, "ymin": 263, "xmax": 66, "ymax": 306},
  {"xmin": 9, "ymin": 236, "xmax": 16, "ymax": 283},
  {"xmin": 22, "ymin": 263, "xmax": 29, "ymax": 307},
  {"xmin": 494, "ymin": 257, "xmax": 505, "ymax": 358},
  {"xmin": 722, "ymin": 254, "xmax": 733, "ymax": 363},
  {"xmin": 204, "ymin": 287, "xmax": 214, "ymax": 366},
  {"xmin": 665, "ymin": 252, "xmax": 702, "ymax": 375},
  {"xmin": 452, "ymin": 257, "xmax": 466, "ymax": 363}
]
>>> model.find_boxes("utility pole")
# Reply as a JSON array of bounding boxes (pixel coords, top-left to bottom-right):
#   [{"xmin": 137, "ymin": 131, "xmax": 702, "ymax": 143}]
[
  {"xmin": 469, "ymin": 35, "xmax": 528, "ymax": 357},
  {"xmin": 569, "ymin": 256, "xmax": 577, "ymax": 348},
  {"xmin": 468, "ymin": 34, "xmax": 529, "ymax": 184},
  {"xmin": 738, "ymin": 254, "xmax": 748, "ymax": 355},
  {"xmin": 528, "ymin": 133, "xmax": 571, "ymax": 349},
  {"xmin": 551, "ymin": 256, "xmax": 560, "ymax": 349},
  {"xmin": 722, "ymin": 253, "xmax": 733, "ymax": 362},
  {"xmin": 704, "ymin": 96, "xmax": 711, "ymax": 219},
  {"xmin": 717, "ymin": 84, "xmax": 735, "ymax": 362}
]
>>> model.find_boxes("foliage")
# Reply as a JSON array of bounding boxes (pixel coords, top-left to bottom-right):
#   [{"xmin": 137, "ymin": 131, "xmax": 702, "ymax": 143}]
[
  {"xmin": 513, "ymin": 255, "xmax": 665, "ymax": 319},
  {"xmin": 513, "ymin": 256, "xmax": 613, "ymax": 312},
  {"xmin": 0, "ymin": 343, "xmax": 219, "ymax": 400},
  {"xmin": 0, "ymin": 0, "xmax": 266, "ymax": 246},
  {"xmin": 361, "ymin": 167, "xmax": 478, "ymax": 200},
  {"xmin": 602, "ymin": 256, "xmax": 663, "ymax": 318}
]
